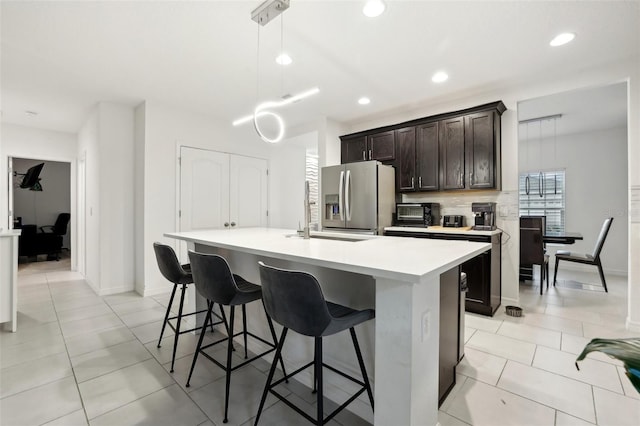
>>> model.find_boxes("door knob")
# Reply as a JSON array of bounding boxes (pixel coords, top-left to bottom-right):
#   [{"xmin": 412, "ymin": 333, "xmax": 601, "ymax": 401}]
[
  {"xmin": 224, "ymin": 222, "xmax": 230, "ymax": 227},
  {"xmin": 230, "ymin": 222, "xmax": 236, "ymax": 227}
]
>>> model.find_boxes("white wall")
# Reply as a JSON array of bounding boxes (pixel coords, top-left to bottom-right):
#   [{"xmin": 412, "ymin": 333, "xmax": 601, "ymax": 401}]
[
  {"xmin": 13, "ymin": 158, "xmax": 71, "ymax": 249},
  {"xmin": 268, "ymin": 132, "xmax": 316, "ymax": 230},
  {"xmin": 78, "ymin": 110, "xmax": 100, "ymax": 290},
  {"xmin": 77, "ymin": 102, "xmax": 135, "ymax": 295},
  {"xmin": 0, "ymin": 124, "xmax": 77, "ymax": 267},
  {"xmin": 138, "ymin": 101, "xmax": 274, "ymax": 296},
  {"xmin": 519, "ymin": 126, "xmax": 628, "ymax": 275},
  {"xmin": 333, "ymin": 57, "xmax": 639, "ymax": 329}
]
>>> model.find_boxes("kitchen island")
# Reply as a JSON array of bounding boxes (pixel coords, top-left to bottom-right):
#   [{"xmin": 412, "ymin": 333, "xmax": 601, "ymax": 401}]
[{"xmin": 165, "ymin": 227, "xmax": 490, "ymax": 426}]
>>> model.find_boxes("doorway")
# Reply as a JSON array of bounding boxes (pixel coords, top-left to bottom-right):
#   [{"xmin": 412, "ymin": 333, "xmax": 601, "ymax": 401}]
[
  {"xmin": 517, "ymin": 82, "xmax": 629, "ymax": 289},
  {"xmin": 10, "ymin": 157, "xmax": 73, "ymax": 272}
]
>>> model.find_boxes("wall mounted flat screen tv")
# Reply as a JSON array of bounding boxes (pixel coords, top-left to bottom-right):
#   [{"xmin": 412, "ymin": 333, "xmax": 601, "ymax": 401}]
[{"xmin": 20, "ymin": 163, "xmax": 45, "ymax": 189}]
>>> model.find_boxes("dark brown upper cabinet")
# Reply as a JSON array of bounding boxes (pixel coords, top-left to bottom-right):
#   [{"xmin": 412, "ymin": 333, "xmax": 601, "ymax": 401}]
[
  {"xmin": 396, "ymin": 127, "xmax": 416, "ymax": 191},
  {"xmin": 397, "ymin": 123, "xmax": 439, "ymax": 192},
  {"xmin": 341, "ymin": 135, "xmax": 368, "ymax": 163},
  {"xmin": 439, "ymin": 116, "xmax": 466, "ymax": 190},
  {"xmin": 416, "ymin": 122, "xmax": 440, "ymax": 191},
  {"xmin": 340, "ymin": 101, "xmax": 505, "ymax": 192},
  {"xmin": 465, "ymin": 110, "xmax": 500, "ymax": 190},
  {"xmin": 341, "ymin": 131, "xmax": 395, "ymax": 163}
]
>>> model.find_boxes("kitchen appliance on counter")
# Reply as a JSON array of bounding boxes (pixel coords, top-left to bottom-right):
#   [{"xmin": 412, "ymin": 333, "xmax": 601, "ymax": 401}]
[
  {"xmin": 472, "ymin": 202, "xmax": 497, "ymax": 230},
  {"xmin": 321, "ymin": 161, "xmax": 395, "ymax": 234},
  {"xmin": 443, "ymin": 215, "xmax": 464, "ymax": 228},
  {"xmin": 395, "ymin": 203, "xmax": 440, "ymax": 227}
]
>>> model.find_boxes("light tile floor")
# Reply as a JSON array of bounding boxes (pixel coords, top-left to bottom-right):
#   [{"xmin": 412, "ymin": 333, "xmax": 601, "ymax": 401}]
[{"xmin": 1, "ymin": 259, "xmax": 638, "ymax": 425}]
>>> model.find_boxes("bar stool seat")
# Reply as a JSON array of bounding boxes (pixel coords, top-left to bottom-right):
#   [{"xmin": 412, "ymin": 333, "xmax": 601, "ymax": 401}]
[
  {"xmin": 153, "ymin": 243, "xmax": 227, "ymax": 373},
  {"xmin": 255, "ymin": 261, "xmax": 375, "ymax": 426},
  {"xmin": 186, "ymin": 251, "xmax": 286, "ymax": 424}
]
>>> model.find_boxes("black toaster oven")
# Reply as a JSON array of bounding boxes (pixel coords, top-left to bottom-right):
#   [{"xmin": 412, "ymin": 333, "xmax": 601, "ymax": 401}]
[{"xmin": 395, "ymin": 203, "xmax": 440, "ymax": 227}]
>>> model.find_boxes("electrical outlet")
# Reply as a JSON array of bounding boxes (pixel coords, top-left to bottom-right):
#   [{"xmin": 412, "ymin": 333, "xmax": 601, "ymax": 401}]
[{"xmin": 421, "ymin": 310, "xmax": 431, "ymax": 342}]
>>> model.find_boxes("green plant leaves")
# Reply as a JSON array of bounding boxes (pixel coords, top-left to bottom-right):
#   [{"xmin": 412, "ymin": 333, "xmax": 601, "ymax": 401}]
[{"xmin": 575, "ymin": 338, "xmax": 640, "ymax": 394}]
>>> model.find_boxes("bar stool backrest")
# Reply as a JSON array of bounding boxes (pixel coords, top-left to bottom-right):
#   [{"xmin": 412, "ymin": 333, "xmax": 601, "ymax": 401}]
[
  {"xmin": 153, "ymin": 242, "xmax": 191, "ymax": 285},
  {"xmin": 188, "ymin": 251, "xmax": 240, "ymax": 305},
  {"xmin": 259, "ymin": 262, "xmax": 332, "ymax": 337}
]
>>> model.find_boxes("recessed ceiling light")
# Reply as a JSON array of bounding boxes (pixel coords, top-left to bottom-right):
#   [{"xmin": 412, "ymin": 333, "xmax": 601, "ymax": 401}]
[
  {"xmin": 550, "ymin": 32, "xmax": 575, "ymax": 47},
  {"xmin": 25, "ymin": 110, "xmax": 38, "ymax": 116},
  {"xmin": 358, "ymin": 97, "xmax": 371, "ymax": 105},
  {"xmin": 363, "ymin": 0, "xmax": 385, "ymax": 18},
  {"xmin": 431, "ymin": 71, "xmax": 448, "ymax": 83},
  {"xmin": 275, "ymin": 53, "xmax": 292, "ymax": 65}
]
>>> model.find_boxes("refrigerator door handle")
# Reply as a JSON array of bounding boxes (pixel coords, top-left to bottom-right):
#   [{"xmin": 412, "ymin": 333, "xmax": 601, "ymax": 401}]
[
  {"xmin": 339, "ymin": 170, "xmax": 345, "ymax": 221},
  {"xmin": 345, "ymin": 169, "xmax": 352, "ymax": 221}
]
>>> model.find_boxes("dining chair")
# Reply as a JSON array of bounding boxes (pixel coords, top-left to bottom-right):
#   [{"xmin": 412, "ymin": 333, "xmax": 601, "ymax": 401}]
[
  {"xmin": 520, "ymin": 216, "xmax": 548, "ymax": 294},
  {"xmin": 553, "ymin": 217, "xmax": 613, "ymax": 292}
]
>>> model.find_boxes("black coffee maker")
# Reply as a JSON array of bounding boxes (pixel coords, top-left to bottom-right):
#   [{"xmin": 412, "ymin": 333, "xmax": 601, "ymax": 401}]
[{"xmin": 472, "ymin": 202, "xmax": 496, "ymax": 230}]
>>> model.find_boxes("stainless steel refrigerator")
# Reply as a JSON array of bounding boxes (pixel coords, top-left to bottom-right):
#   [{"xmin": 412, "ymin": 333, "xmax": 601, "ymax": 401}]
[{"xmin": 320, "ymin": 161, "xmax": 395, "ymax": 234}]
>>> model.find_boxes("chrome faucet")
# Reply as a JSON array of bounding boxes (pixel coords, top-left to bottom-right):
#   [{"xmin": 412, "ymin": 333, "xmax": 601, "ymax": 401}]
[{"xmin": 303, "ymin": 180, "xmax": 315, "ymax": 239}]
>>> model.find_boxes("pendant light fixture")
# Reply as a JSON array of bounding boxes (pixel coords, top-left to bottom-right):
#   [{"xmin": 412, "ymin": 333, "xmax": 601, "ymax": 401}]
[{"xmin": 233, "ymin": 0, "xmax": 320, "ymax": 143}]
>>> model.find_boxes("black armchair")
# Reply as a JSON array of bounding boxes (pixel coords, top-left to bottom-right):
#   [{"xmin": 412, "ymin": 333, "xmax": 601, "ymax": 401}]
[
  {"xmin": 18, "ymin": 213, "xmax": 70, "ymax": 261},
  {"xmin": 40, "ymin": 213, "xmax": 70, "ymax": 237},
  {"xmin": 553, "ymin": 217, "xmax": 613, "ymax": 292}
]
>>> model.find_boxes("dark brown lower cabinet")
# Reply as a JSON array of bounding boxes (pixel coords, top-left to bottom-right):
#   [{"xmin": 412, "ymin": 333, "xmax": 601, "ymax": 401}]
[
  {"xmin": 384, "ymin": 229, "xmax": 502, "ymax": 316},
  {"xmin": 439, "ymin": 266, "xmax": 461, "ymax": 406}
]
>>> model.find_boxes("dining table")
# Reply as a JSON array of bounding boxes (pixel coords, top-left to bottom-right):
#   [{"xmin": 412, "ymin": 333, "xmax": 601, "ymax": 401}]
[{"xmin": 543, "ymin": 231, "xmax": 584, "ymax": 245}]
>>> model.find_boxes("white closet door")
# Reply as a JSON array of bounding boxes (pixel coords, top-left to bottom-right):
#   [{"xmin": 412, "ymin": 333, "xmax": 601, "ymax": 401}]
[
  {"xmin": 229, "ymin": 155, "xmax": 268, "ymax": 228},
  {"xmin": 180, "ymin": 146, "xmax": 230, "ymax": 235}
]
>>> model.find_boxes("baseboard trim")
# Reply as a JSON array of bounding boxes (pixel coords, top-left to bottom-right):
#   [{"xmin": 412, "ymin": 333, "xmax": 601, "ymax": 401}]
[
  {"xmin": 98, "ymin": 285, "xmax": 135, "ymax": 297},
  {"xmin": 501, "ymin": 296, "xmax": 519, "ymax": 307},
  {"xmin": 626, "ymin": 317, "xmax": 640, "ymax": 332},
  {"xmin": 142, "ymin": 285, "xmax": 171, "ymax": 297}
]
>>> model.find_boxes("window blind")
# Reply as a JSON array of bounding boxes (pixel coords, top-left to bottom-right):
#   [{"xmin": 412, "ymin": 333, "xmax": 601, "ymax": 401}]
[
  {"xmin": 519, "ymin": 170, "xmax": 565, "ymax": 233},
  {"xmin": 305, "ymin": 152, "xmax": 319, "ymax": 227}
]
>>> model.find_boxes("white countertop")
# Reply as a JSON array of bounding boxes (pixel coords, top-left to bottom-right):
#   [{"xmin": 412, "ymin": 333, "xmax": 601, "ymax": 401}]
[
  {"xmin": 165, "ymin": 227, "xmax": 490, "ymax": 283},
  {"xmin": 385, "ymin": 225, "xmax": 502, "ymax": 236},
  {"xmin": 0, "ymin": 230, "xmax": 21, "ymax": 237}
]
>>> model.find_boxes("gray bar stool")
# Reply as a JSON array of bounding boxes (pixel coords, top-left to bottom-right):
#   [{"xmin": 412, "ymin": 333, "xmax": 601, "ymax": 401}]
[
  {"xmin": 153, "ymin": 242, "xmax": 227, "ymax": 373},
  {"xmin": 186, "ymin": 251, "xmax": 287, "ymax": 424},
  {"xmin": 255, "ymin": 261, "xmax": 375, "ymax": 426}
]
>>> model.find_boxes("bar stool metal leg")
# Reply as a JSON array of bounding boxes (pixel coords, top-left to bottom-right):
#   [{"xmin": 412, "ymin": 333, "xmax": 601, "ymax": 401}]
[
  {"xmin": 186, "ymin": 301, "xmax": 213, "ymax": 387},
  {"xmin": 315, "ymin": 337, "xmax": 323, "ymax": 426},
  {"xmin": 157, "ymin": 283, "xmax": 178, "ymax": 348},
  {"xmin": 242, "ymin": 304, "xmax": 249, "ymax": 359},
  {"xmin": 254, "ymin": 328, "xmax": 288, "ymax": 426},
  {"xmin": 223, "ymin": 306, "xmax": 236, "ymax": 423},
  {"xmin": 170, "ymin": 284, "xmax": 187, "ymax": 373},
  {"xmin": 350, "ymin": 327, "xmax": 374, "ymax": 409},
  {"xmin": 263, "ymin": 308, "xmax": 288, "ymax": 384}
]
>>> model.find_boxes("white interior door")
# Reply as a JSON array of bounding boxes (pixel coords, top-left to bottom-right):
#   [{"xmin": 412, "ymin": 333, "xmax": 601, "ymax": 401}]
[
  {"xmin": 229, "ymin": 155, "xmax": 268, "ymax": 228},
  {"xmin": 179, "ymin": 147, "xmax": 230, "ymax": 260}
]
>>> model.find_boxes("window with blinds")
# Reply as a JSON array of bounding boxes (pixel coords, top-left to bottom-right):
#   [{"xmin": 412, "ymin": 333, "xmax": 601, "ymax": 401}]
[
  {"xmin": 305, "ymin": 151, "xmax": 319, "ymax": 228},
  {"xmin": 519, "ymin": 170, "xmax": 566, "ymax": 233}
]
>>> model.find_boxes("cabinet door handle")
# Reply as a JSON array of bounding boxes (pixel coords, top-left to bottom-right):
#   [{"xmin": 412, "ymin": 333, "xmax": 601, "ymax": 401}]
[
  {"xmin": 362, "ymin": 151, "xmax": 366, "ymax": 161},
  {"xmin": 459, "ymin": 173, "xmax": 463, "ymax": 187},
  {"xmin": 419, "ymin": 176, "xmax": 422, "ymax": 188},
  {"xmin": 224, "ymin": 222, "xmax": 230, "ymax": 227},
  {"xmin": 411, "ymin": 177, "xmax": 415, "ymax": 188},
  {"xmin": 368, "ymin": 149, "xmax": 372, "ymax": 160},
  {"xmin": 230, "ymin": 221, "xmax": 236, "ymax": 227},
  {"xmin": 470, "ymin": 172, "xmax": 474, "ymax": 185}
]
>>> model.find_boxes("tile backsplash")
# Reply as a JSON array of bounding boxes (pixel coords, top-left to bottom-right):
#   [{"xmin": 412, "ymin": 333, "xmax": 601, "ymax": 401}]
[{"xmin": 402, "ymin": 190, "xmax": 519, "ymax": 227}]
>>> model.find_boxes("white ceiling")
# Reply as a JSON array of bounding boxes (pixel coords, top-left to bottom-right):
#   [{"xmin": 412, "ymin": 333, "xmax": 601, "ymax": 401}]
[
  {"xmin": 1, "ymin": 0, "xmax": 639, "ymax": 135},
  {"xmin": 518, "ymin": 81, "xmax": 628, "ymax": 140}
]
